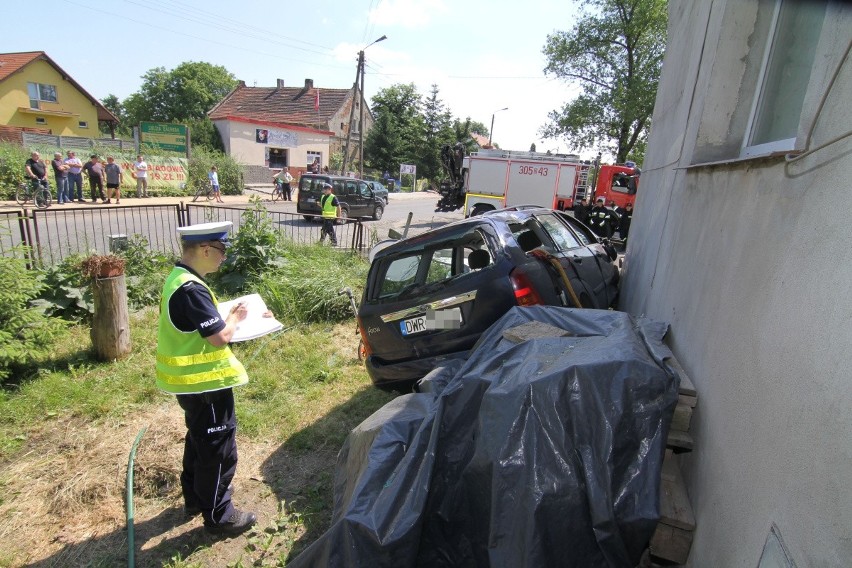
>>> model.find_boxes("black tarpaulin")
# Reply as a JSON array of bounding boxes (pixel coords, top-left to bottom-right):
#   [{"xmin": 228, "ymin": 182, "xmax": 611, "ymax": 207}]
[{"xmin": 289, "ymin": 306, "xmax": 680, "ymax": 567}]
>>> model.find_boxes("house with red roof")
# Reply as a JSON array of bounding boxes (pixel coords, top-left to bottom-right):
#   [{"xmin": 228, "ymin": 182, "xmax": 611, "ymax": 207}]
[
  {"xmin": 208, "ymin": 78, "xmax": 372, "ymax": 175},
  {"xmin": 0, "ymin": 51, "xmax": 118, "ymax": 139}
]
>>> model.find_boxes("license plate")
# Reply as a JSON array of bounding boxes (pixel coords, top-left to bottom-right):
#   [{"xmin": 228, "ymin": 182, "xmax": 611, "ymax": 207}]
[
  {"xmin": 400, "ymin": 308, "xmax": 463, "ymax": 336},
  {"xmin": 307, "ymin": 198, "xmax": 316, "ymax": 203}
]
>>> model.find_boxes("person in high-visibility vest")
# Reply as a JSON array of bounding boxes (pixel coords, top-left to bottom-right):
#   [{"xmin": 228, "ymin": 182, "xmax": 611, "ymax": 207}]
[
  {"xmin": 156, "ymin": 221, "xmax": 271, "ymax": 536},
  {"xmin": 319, "ymin": 182, "xmax": 341, "ymax": 246}
]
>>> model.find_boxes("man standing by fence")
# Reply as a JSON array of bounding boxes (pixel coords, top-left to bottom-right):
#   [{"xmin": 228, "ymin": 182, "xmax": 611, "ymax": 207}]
[
  {"xmin": 134, "ymin": 155, "xmax": 149, "ymax": 198},
  {"xmin": 51, "ymin": 152, "xmax": 69, "ymax": 204},
  {"xmin": 64, "ymin": 150, "xmax": 84, "ymax": 203}
]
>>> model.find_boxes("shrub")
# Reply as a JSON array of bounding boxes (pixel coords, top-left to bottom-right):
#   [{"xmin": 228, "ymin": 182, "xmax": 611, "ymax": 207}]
[
  {"xmin": 187, "ymin": 147, "xmax": 243, "ymax": 196},
  {"xmin": 257, "ymin": 243, "xmax": 369, "ymax": 324},
  {"xmin": 117, "ymin": 235, "xmax": 175, "ymax": 309},
  {"xmin": 0, "ymin": 249, "xmax": 66, "ymax": 381},
  {"xmin": 213, "ymin": 198, "xmax": 282, "ymax": 294}
]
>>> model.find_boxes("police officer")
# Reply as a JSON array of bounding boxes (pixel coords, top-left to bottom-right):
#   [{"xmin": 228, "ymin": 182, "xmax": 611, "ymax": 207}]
[
  {"xmin": 319, "ymin": 182, "xmax": 341, "ymax": 246},
  {"xmin": 589, "ymin": 197, "xmax": 617, "ymax": 238},
  {"xmin": 156, "ymin": 221, "xmax": 265, "ymax": 536}
]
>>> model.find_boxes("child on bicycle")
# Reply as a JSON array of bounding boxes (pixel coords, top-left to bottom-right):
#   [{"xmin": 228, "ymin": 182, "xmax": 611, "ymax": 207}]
[{"xmin": 209, "ymin": 165, "xmax": 223, "ymax": 203}]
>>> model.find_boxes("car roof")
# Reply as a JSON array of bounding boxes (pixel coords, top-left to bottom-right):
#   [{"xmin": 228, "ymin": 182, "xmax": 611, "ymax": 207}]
[
  {"xmin": 372, "ymin": 207, "xmax": 554, "ymax": 261},
  {"xmin": 301, "ymin": 174, "xmax": 365, "ymax": 182}
]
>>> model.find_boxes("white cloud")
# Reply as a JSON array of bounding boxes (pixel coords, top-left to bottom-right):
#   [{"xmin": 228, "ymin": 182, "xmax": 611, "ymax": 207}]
[{"xmin": 369, "ymin": 0, "xmax": 448, "ymax": 28}]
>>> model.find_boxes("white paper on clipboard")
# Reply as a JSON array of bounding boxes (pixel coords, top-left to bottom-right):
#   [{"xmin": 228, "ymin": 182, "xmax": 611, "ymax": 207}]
[{"xmin": 217, "ymin": 293, "xmax": 283, "ymax": 342}]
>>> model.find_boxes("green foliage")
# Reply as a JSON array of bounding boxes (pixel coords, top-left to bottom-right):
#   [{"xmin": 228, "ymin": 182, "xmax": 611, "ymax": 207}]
[
  {"xmin": 118, "ymin": 235, "xmax": 176, "ymax": 309},
  {"xmin": 123, "ymin": 62, "xmax": 238, "ymax": 126},
  {"xmin": 0, "ymin": 143, "xmax": 30, "ymax": 200},
  {"xmin": 187, "ymin": 147, "xmax": 244, "ymax": 195},
  {"xmin": 363, "ymin": 83, "xmax": 424, "ymax": 174},
  {"xmin": 257, "ymin": 244, "xmax": 368, "ymax": 324},
  {"xmin": 542, "ymin": 0, "xmax": 667, "ymax": 163},
  {"xmin": 0, "ymin": 250, "xmax": 65, "ymax": 381},
  {"xmin": 418, "ymin": 84, "xmax": 456, "ymax": 181},
  {"xmin": 213, "ymin": 199, "xmax": 282, "ymax": 294},
  {"xmin": 31, "ymin": 254, "xmax": 93, "ymax": 322}
]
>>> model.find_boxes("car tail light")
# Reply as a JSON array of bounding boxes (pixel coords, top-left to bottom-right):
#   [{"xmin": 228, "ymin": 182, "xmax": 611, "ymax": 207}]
[
  {"xmin": 357, "ymin": 317, "xmax": 373, "ymax": 358},
  {"xmin": 509, "ymin": 269, "xmax": 544, "ymax": 306}
]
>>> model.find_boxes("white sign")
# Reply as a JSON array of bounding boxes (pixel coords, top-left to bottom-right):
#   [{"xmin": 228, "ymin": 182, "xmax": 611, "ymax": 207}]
[{"xmin": 400, "ymin": 164, "xmax": 416, "ymax": 175}]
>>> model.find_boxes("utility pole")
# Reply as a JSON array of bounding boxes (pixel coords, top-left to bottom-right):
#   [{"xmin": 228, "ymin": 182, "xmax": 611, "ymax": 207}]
[
  {"xmin": 341, "ymin": 35, "xmax": 386, "ymax": 178},
  {"xmin": 340, "ymin": 52, "xmax": 362, "ymax": 176}
]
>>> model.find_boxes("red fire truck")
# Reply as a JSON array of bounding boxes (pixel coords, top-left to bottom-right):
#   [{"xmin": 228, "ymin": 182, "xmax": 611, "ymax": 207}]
[{"xmin": 435, "ymin": 146, "xmax": 638, "ymax": 216}]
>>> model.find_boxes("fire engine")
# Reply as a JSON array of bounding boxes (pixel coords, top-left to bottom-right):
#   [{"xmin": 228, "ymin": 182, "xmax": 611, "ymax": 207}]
[{"xmin": 435, "ymin": 145, "xmax": 639, "ymax": 217}]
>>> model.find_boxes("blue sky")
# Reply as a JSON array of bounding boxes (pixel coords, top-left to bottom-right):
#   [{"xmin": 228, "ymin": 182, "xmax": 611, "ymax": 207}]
[{"xmin": 2, "ymin": 0, "xmax": 586, "ymax": 156}]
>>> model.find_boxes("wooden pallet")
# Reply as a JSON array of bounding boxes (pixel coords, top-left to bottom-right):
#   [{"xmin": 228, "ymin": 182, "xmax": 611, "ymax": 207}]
[{"xmin": 651, "ymin": 355, "xmax": 698, "ymax": 565}]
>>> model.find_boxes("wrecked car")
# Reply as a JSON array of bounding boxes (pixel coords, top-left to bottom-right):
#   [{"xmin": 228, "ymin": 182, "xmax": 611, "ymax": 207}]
[{"xmin": 357, "ymin": 207, "xmax": 620, "ymax": 390}]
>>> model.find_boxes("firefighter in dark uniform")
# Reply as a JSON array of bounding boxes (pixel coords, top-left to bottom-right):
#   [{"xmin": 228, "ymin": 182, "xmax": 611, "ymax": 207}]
[
  {"xmin": 156, "ymin": 221, "xmax": 269, "ymax": 536},
  {"xmin": 589, "ymin": 197, "xmax": 618, "ymax": 238},
  {"xmin": 617, "ymin": 202, "xmax": 634, "ymax": 241},
  {"xmin": 573, "ymin": 197, "xmax": 590, "ymax": 226}
]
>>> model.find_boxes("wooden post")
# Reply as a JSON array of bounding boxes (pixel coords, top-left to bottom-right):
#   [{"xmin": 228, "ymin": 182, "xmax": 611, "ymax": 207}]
[{"xmin": 91, "ymin": 274, "xmax": 131, "ymax": 360}]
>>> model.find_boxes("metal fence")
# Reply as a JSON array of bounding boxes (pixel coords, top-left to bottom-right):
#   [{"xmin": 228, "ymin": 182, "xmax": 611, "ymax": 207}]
[
  {"xmin": 22, "ymin": 132, "xmax": 136, "ymax": 152},
  {"xmin": 2, "ymin": 203, "xmax": 365, "ymax": 268}
]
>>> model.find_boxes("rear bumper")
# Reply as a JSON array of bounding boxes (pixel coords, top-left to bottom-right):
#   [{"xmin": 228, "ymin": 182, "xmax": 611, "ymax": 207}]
[{"xmin": 365, "ymin": 350, "xmax": 470, "ymax": 391}]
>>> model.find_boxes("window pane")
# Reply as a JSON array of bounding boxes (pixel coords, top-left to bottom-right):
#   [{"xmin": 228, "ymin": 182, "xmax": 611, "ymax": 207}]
[
  {"xmin": 380, "ymin": 255, "xmax": 421, "ymax": 297},
  {"xmin": 426, "ymin": 249, "xmax": 453, "ymax": 284},
  {"xmin": 750, "ymin": 0, "xmax": 825, "ymax": 146},
  {"xmin": 38, "ymin": 84, "xmax": 57, "ymax": 102},
  {"xmin": 538, "ymin": 214, "xmax": 581, "ymax": 250}
]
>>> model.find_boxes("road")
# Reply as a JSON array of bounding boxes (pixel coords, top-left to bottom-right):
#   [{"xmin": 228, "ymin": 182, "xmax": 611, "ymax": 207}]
[{"xmin": 0, "ymin": 189, "xmax": 465, "ymax": 265}]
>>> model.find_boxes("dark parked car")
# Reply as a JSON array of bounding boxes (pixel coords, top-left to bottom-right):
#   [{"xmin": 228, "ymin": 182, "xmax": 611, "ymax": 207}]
[
  {"xmin": 297, "ymin": 174, "xmax": 384, "ymax": 221},
  {"xmin": 366, "ymin": 180, "xmax": 389, "ymax": 204},
  {"xmin": 357, "ymin": 207, "xmax": 620, "ymax": 390}
]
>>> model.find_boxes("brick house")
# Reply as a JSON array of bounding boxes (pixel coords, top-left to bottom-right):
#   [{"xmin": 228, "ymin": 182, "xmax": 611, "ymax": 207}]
[{"xmin": 208, "ymin": 78, "xmax": 373, "ymax": 180}]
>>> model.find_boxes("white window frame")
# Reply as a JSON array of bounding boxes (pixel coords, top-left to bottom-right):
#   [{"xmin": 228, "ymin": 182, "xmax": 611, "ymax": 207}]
[
  {"xmin": 27, "ymin": 82, "xmax": 58, "ymax": 109},
  {"xmin": 35, "ymin": 117, "xmax": 46, "ymax": 125},
  {"xmin": 78, "ymin": 121, "xmax": 89, "ymax": 129},
  {"xmin": 741, "ymin": 0, "xmax": 826, "ymax": 158}
]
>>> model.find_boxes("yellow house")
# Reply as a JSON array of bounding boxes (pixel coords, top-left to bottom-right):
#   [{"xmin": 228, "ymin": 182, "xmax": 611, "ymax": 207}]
[{"xmin": 0, "ymin": 51, "xmax": 118, "ymax": 137}]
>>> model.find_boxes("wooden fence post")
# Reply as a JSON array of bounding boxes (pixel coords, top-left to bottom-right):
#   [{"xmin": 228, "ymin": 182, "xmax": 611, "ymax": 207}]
[{"xmin": 91, "ymin": 274, "xmax": 131, "ymax": 360}]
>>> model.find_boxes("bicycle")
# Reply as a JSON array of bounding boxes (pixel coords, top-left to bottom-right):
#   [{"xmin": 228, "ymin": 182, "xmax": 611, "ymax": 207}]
[
  {"xmin": 271, "ymin": 181, "xmax": 284, "ymax": 201},
  {"xmin": 16, "ymin": 180, "xmax": 52, "ymax": 209},
  {"xmin": 192, "ymin": 181, "xmax": 214, "ymax": 202}
]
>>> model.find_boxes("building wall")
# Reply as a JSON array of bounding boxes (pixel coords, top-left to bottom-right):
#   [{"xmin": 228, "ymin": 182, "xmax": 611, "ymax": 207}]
[
  {"xmin": 621, "ymin": 1, "xmax": 852, "ymax": 565},
  {"xmin": 216, "ymin": 119, "xmax": 331, "ymax": 170},
  {"xmin": 0, "ymin": 59, "xmax": 100, "ymax": 137}
]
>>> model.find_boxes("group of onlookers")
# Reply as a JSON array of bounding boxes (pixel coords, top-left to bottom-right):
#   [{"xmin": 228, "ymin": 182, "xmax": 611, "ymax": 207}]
[
  {"xmin": 573, "ymin": 196, "xmax": 633, "ymax": 241},
  {"xmin": 23, "ymin": 152, "xmax": 151, "ymax": 204}
]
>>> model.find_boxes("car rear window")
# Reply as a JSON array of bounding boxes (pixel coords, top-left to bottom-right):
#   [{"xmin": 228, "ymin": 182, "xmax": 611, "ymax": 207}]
[{"xmin": 371, "ymin": 228, "xmax": 493, "ymax": 302}]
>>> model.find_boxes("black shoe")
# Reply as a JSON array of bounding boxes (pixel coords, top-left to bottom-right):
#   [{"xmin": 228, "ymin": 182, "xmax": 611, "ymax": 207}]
[{"xmin": 204, "ymin": 509, "xmax": 257, "ymax": 536}]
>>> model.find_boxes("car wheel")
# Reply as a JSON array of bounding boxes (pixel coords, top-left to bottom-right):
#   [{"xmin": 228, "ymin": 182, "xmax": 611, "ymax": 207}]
[
  {"xmin": 372, "ymin": 204, "xmax": 384, "ymax": 220},
  {"xmin": 303, "ymin": 215, "xmax": 313, "ymax": 222},
  {"xmin": 338, "ymin": 207, "xmax": 349, "ymax": 224}
]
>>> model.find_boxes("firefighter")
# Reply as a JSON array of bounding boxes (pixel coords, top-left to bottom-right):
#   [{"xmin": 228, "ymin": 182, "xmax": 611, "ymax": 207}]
[
  {"xmin": 589, "ymin": 197, "xmax": 617, "ymax": 238},
  {"xmin": 573, "ymin": 197, "xmax": 590, "ymax": 226},
  {"xmin": 618, "ymin": 202, "xmax": 634, "ymax": 241}
]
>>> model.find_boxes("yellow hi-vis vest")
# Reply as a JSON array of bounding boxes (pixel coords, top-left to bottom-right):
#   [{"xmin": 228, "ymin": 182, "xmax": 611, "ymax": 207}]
[
  {"xmin": 156, "ymin": 267, "xmax": 248, "ymax": 394},
  {"xmin": 321, "ymin": 193, "xmax": 337, "ymax": 218}
]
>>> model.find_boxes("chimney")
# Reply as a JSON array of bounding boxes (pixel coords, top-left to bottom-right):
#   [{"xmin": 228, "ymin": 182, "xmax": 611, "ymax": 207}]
[
  {"xmin": 277, "ymin": 79, "xmax": 285, "ymax": 88},
  {"xmin": 304, "ymin": 78, "xmax": 314, "ymax": 90},
  {"xmin": 238, "ymin": 80, "xmax": 246, "ymax": 87}
]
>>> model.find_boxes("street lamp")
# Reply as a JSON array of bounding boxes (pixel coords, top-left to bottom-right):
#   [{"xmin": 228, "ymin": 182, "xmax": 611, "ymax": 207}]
[
  {"xmin": 488, "ymin": 107, "xmax": 508, "ymax": 146},
  {"xmin": 342, "ymin": 35, "xmax": 388, "ymax": 176}
]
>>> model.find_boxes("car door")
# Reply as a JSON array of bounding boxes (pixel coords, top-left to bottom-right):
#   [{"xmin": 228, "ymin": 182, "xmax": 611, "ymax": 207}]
[{"xmin": 533, "ymin": 212, "xmax": 609, "ymax": 308}]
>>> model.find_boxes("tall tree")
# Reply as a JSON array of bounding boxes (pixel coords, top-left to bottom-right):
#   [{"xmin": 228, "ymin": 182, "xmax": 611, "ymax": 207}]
[
  {"xmin": 364, "ymin": 83, "xmax": 424, "ymax": 175},
  {"xmin": 542, "ymin": 0, "xmax": 666, "ymax": 163},
  {"xmin": 419, "ymin": 84, "xmax": 455, "ymax": 180},
  {"xmin": 122, "ymin": 61, "xmax": 237, "ymax": 150}
]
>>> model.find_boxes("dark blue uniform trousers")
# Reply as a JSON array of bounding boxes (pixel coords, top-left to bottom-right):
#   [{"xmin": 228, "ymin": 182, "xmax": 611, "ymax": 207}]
[{"xmin": 177, "ymin": 388, "xmax": 238, "ymax": 525}]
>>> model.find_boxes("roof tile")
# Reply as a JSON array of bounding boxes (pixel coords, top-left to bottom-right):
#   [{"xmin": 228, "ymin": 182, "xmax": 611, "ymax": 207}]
[{"xmin": 209, "ymin": 83, "xmax": 352, "ymax": 128}]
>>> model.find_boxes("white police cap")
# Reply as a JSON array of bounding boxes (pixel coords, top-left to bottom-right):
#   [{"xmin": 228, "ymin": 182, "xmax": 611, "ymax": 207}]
[{"xmin": 177, "ymin": 221, "xmax": 233, "ymax": 243}]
